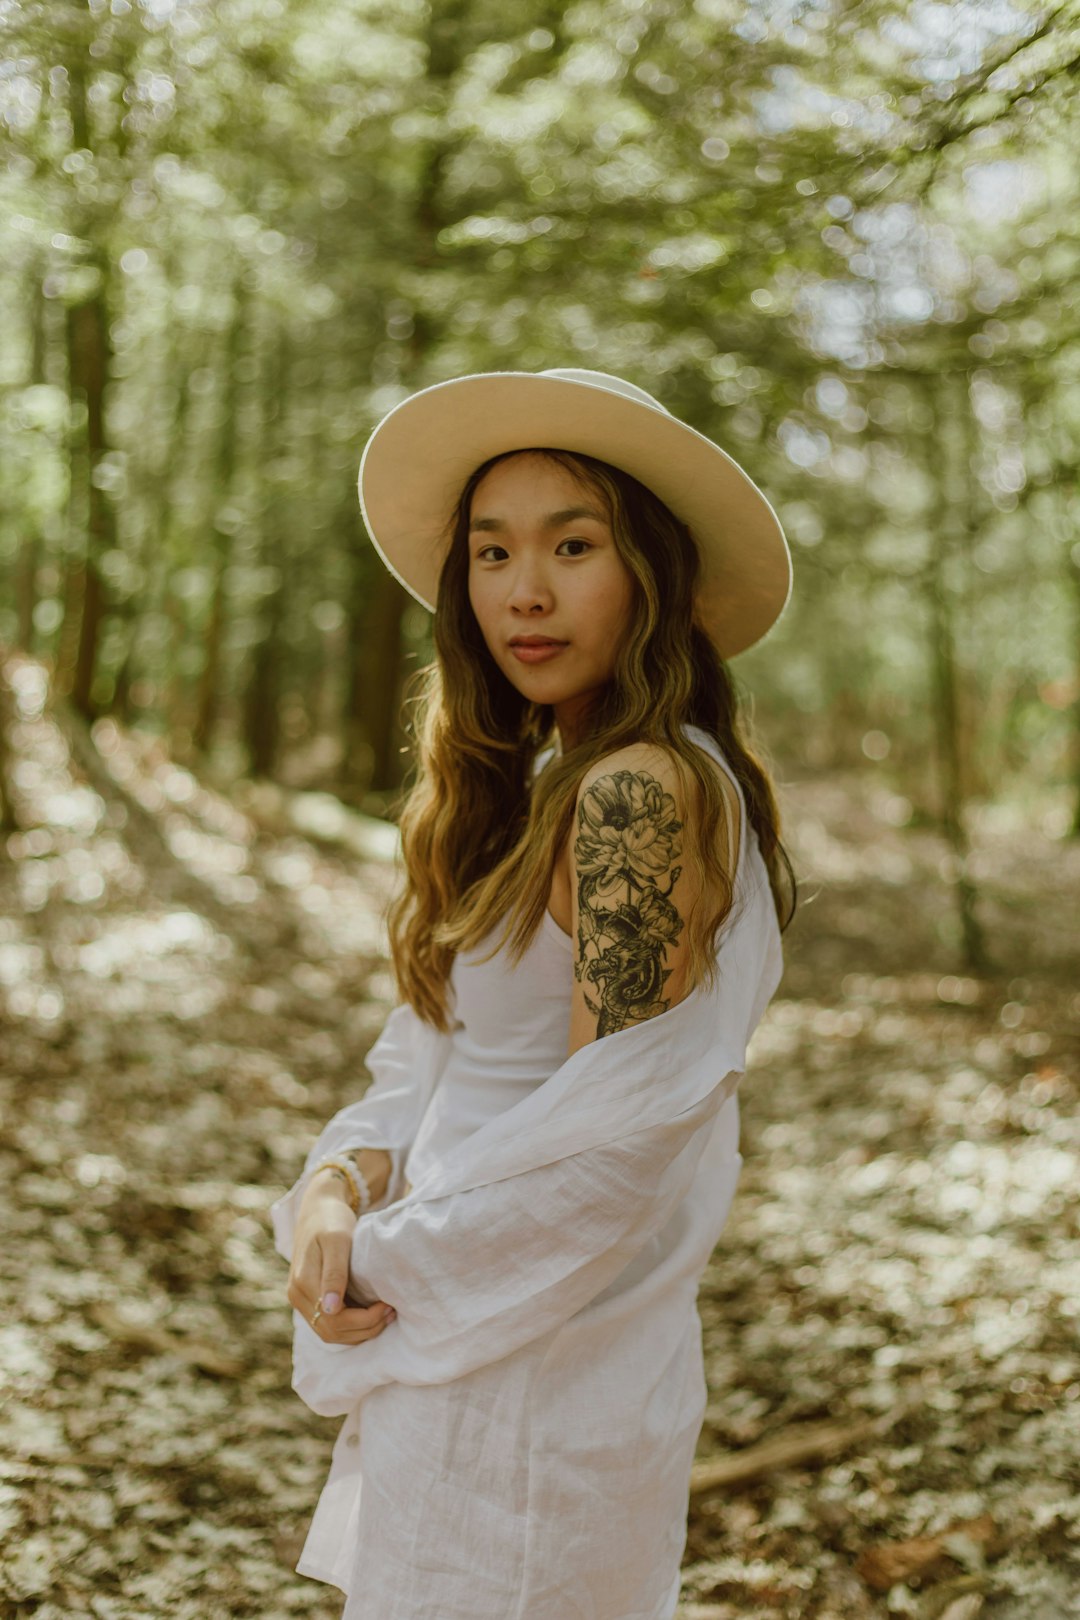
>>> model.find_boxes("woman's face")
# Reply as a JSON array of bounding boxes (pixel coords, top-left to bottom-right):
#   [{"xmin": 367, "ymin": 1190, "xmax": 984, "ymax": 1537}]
[{"xmin": 466, "ymin": 452, "xmax": 636, "ymax": 747}]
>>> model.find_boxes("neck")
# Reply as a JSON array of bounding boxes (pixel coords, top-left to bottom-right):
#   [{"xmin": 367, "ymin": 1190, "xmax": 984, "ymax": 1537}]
[{"xmin": 553, "ymin": 691, "xmax": 598, "ymax": 754}]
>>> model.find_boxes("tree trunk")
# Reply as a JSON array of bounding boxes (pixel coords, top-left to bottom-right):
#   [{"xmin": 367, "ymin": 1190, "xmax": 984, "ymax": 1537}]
[
  {"xmin": 241, "ymin": 323, "xmax": 290, "ymax": 779},
  {"xmin": 244, "ymin": 575, "xmax": 286, "ymax": 780},
  {"xmin": 15, "ymin": 266, "xmax": 51, "ymax": 653},
  {"xmin": 344, "ymin": 553, "xmax": 411, "ymax": 802},
  {"xmin": 192, "ymin": 282, "xmax": 247, "ymax": 758},
  {"xmin": 1068, "ymin": 537, "xmax": 1080, "ymax": 837},
  {"xmin": 926, "ymin": 374, "xmax": 988, "ymax": 972},
  {"xmin": 0, "ymin": 655, "xmax": 20, "ymax": 835},
  {"xmin": 53, "ymin": 42, "xmax": 115, "ymax": 721}
]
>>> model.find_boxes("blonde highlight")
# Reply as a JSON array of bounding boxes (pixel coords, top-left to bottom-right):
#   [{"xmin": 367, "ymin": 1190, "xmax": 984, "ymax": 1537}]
[{"xmin": 385, "ymin": 449, "xmax": 797, "ymax": 1031}]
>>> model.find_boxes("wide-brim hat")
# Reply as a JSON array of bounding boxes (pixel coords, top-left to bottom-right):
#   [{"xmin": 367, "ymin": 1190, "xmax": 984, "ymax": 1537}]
[{"xmin": 358, "ymin": 367, "xmax": 792, "ymax": 659}]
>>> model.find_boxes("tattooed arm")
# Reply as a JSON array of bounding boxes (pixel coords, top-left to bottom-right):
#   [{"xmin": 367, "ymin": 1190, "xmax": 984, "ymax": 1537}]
[{"xmin": 567, "ymin": 744, "xmax": 702, "ymax": 1056}]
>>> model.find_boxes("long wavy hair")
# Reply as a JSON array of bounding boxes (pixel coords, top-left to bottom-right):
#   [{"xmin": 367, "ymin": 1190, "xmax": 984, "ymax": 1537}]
[{"xmin": 385, "ymin": 447, "xmax": 797, "ymax": 1031}]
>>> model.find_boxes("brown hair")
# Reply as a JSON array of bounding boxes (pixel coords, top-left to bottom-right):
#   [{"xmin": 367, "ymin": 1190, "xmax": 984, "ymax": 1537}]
[{"xmin": 386, "ymin": 448, "xmax": 797, "ymax": 1030}]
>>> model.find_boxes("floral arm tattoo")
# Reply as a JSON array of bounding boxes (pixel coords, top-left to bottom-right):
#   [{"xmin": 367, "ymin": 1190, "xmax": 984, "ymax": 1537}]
[{"xmin": 573, "ymin": 768, "xmax": 685, "ymax": 1038}]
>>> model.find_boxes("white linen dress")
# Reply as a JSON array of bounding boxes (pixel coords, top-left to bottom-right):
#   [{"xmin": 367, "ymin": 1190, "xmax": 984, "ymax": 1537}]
[{"xmin": 270, "ymin": 723, "xmax": 784, "ymax": 1619}]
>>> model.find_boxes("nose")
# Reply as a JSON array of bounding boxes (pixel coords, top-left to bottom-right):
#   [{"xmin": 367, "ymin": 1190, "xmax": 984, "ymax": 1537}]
[{"xmin": 506, "ymin": 559, "xmax": 554, "ymax": 615}]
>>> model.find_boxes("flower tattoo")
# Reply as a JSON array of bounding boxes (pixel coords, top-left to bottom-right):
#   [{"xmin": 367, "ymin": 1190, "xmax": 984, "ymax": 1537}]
[{"xmin": 573, "ymin": 768, "xmax": 685, "ymax": 1037}]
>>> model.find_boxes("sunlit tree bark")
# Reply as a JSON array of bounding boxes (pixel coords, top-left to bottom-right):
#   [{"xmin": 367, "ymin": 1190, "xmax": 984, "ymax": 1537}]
[{"xmin": 924, "ymin": 372, "xmax": 988, "ymax": 971}]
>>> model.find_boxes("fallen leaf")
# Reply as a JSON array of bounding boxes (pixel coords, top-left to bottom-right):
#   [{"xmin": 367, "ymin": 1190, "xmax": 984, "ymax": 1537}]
[{"xmin": 855, "ymin": 1513, "xmax": 1000, "ymax": 1592}]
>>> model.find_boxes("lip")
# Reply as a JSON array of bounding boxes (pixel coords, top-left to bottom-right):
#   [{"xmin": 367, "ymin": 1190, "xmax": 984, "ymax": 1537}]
[{"xmin": 509, "ymin": 638, "xmax": 568, "ymax": 664}]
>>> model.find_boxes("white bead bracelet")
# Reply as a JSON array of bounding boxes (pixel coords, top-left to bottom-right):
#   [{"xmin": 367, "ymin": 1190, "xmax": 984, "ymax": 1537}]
[{"xmin": 313, "ymin": 1151, "xmax": 373, "ymax": 1214}]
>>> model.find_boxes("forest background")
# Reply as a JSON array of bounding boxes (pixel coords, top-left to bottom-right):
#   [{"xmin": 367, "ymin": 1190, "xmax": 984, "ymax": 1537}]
[
  {"xmin": 2, "ymin": 0, "xmax": 1080, "ymax": 963},
  {"xmin": 1, "ymin": 1, "xmax": 1080, "ymax": 1617}
]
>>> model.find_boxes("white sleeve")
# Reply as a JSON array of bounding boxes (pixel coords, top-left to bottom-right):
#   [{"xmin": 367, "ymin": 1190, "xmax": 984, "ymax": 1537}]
[
  {"xmin": 289, "ymin": 1081, "xmax": 726, "ymax": 1416},
  {"xmin": 269, "ymin": 1002, "xmax": 444, "ymax": 1266}
]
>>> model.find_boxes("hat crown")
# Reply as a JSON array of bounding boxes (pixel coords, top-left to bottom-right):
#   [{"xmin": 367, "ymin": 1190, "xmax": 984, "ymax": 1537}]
[{"xmin": 539, "ymin": 368, "xmax": 670, "ymax": 417}]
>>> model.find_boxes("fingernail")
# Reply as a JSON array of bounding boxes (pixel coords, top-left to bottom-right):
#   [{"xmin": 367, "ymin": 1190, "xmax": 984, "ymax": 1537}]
[
  {"xmin": 384, "ymin": 1306, "xmax": 396, "ymax": 1319},
  {"xmin": 322, "ymin": 1291, "xmax": 341, "ymax": 1312}
]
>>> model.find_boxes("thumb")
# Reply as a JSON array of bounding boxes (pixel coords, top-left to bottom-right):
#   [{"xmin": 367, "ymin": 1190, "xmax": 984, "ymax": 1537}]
[{"xmin": 318, "ymin": 1235, "xmax": 351, "ymax": 1314}]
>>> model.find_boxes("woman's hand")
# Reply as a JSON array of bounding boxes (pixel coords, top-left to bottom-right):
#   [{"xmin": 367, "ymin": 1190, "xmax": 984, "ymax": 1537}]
[{"xmin": 286, "ymin": 1170, "xmax": 397, "ymax": 1345}]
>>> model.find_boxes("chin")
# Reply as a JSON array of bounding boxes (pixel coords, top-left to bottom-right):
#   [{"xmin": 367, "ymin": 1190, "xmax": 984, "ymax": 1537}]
[{"xmin": 513, "ymin": 675, "xmax": 572, "ymax": 700}]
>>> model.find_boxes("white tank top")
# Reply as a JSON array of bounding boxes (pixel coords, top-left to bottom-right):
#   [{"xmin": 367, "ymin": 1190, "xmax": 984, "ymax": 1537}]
[{"xmin": 402, "ymin": 724, "xmax": 744, "ymax": 1190}]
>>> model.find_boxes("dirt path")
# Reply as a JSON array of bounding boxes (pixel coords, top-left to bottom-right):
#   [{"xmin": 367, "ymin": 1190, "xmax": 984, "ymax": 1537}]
[{"xmin": 1, "ymin": 650, "xmax": 1076, "ymax": 1619}]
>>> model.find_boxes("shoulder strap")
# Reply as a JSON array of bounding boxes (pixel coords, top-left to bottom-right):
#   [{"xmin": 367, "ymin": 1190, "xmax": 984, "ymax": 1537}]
[{"xmin": 679, "ymin": 721, "xmax": 746, "ymax": 880}]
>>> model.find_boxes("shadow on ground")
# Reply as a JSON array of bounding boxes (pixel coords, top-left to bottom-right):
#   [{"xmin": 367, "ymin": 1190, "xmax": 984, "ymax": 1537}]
[{"xmin": 0, "ymin": 651, "xmax": 1077, "ymax": 1619}]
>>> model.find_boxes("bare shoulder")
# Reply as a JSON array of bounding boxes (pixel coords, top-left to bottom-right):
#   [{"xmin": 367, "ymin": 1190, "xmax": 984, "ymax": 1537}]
[
  {"xmin": 574, "ymin": 743, "xmax": 694, "ymax": 882},
  {"xmin": 576, "ymin": 735, "xmax": 740, "ymax": 861},
  {"xmin": 579, "ymin": 737, "xmax": 676, "ymax": 786},
  {"xmin": 567, "ymin": 742, "xmax": 696, "ymax": 1048},
  {"xmin": 564, "ymin": 737, "xmax": 744, "ymax": 1052}
]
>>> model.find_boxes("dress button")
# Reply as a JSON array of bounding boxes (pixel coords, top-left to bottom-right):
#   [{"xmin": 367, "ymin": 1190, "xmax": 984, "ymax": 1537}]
[{"xmin": 345, "ymin": 1432, "xmax": 359, "ymax": 1448}]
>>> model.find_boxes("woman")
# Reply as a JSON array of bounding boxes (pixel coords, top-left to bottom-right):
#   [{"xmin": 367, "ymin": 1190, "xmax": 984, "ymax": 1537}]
[{"xmin": 271, "ymin": 368, "xmax": 797, "ymax": 1619}]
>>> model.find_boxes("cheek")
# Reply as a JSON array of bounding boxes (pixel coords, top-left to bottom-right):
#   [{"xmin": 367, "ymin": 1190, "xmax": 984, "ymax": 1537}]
[
  {"xmin": 588, "ymin": 561, "xmax": 635, "ymax": 634},
  {"xmin": 466, "ymin": 570, "xmax": 486, "ymax": 619},
  {"xmin": 468, "ymin": 576, "xmax": 500, "ymax": 644}
]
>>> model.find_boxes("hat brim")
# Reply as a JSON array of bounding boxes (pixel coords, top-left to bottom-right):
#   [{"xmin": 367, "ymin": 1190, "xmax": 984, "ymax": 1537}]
[{"xmin": 358, "ymin": 371, "xmax": 791, "ymax": 659}]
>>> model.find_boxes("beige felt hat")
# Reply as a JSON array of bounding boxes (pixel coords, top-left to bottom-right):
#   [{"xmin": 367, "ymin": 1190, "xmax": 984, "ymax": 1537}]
[{"xmin": 358, "ymin": 367, "xmax": 792, "ymax": 659}]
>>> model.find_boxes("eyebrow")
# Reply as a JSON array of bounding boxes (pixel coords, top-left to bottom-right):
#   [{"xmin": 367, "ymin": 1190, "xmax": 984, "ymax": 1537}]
[{"xmin": 469, "ymin": 505, "xmax": 608, "ymax": 534}]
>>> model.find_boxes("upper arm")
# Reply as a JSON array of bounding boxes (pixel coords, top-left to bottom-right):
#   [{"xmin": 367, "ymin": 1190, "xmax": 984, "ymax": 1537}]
[{"xmin": 567, "ymin": 743, "xmax": 703, "ymax": 1057}]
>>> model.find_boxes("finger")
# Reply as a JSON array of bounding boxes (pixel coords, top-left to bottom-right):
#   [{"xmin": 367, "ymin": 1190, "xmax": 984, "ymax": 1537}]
[
  {"xmin": 286, "ymin": 1230, "xmax": 351, "ymax": 1317},
  {"xmin": 309, "ymin": 1303, "xmax": 397, "ymax": 1344},
  {"xmin": 326, "ymin": 1302, "xmax": 396, "ymax": 1331},
  {"xmin": 289, "ymin": 1275, "xmax": 385, "ymax": 1318},
  {"xmin": 317, "ymin": 1318, "xmax": 395, "ymax": 1345},
  {"xmin": 291, "ymin": 1287, "xmax": 395, "ymax": 1332},
  {"xmin": 316, "ymin": 1230, "xmax": 355, "ymax": 1317}
]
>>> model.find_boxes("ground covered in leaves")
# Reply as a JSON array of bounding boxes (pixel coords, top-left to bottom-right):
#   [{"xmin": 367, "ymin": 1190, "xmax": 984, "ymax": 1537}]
[{"xmin": 0, "ymin": 650, "xmax": 1077, "ymax": 1620}]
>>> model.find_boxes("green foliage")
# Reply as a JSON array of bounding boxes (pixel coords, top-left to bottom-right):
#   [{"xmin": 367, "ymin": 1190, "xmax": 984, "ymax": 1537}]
[{"xmin": 0, "ymin": 0, "xmax": 1077, "ymax": 802}]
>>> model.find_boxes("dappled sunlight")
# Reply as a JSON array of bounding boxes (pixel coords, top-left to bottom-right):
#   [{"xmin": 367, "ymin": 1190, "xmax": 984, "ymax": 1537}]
[
  {"xmin": 0, "ymin": 659, "xmax": 1075, "ymax": 1615},
  {"xmin": 1, "ymin": 0, "xmax": 1078, "ymax": 1603}
]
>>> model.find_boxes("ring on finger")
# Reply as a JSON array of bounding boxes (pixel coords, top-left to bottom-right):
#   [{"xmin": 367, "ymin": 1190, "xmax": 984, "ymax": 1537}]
[{"xmin": 310, "ymin": 1301, "xmax": 323, "ymax": 1328}]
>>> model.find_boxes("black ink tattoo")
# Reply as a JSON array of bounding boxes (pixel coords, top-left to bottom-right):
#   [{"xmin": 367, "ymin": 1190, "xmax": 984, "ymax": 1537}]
[{"xmin": 572, "ymin": 768, "xmax": 684, "ymax": 1037}]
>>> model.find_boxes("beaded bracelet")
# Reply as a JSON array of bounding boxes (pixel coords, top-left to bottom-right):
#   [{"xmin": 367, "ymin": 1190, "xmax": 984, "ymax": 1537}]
[
  {"xmin": 339, "ymin": 1151, "xmax": 373, "ymax": 1214},
  {"xmin": 312, "ymin": 1152, "xmax": 373, "ymax": 1215}
]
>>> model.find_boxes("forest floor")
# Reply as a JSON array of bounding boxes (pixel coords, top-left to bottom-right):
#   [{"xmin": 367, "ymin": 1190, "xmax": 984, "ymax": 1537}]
[{"xmin": 0, "ymin": 647, "xmax": 1077, "ymax": 1620}]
